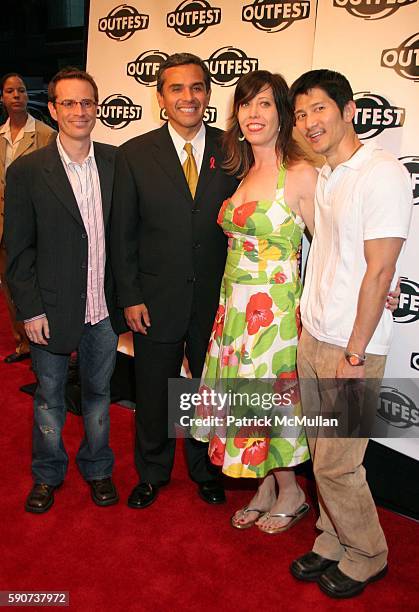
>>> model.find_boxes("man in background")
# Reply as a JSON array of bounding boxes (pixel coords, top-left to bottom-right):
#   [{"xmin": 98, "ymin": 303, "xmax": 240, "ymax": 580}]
[{"xmin": 0, "ymin": 72, "xmax": 55, "ymax": 363}]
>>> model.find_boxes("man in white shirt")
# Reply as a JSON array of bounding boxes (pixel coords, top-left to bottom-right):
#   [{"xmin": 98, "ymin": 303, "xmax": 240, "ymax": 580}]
[
  {"xmin": 111, "ymin": 53, "xmax": 238, "ymax": 509},
  {"xmin": 288, "ymin": 69, "xmax": 412, "ymax": 598},
  {"xmin": 0, "ymin": 72, "xmax": 55, "ymax": 363}
]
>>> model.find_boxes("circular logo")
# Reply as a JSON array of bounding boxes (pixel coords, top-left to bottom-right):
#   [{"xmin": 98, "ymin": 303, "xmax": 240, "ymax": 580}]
[
  {"xmin": 393, "ymin": 277, "xmax": 419, "ymax": 324},
  {"xmin": 97, "ymin": 95, "xmax": 142, "ymax": 129},
  {"xmin": 166, "ymin": 0, "xmax": 222, "ymax": 37},
  {"xmin": 381, "ymin": 33, "xmax": 419, "ymax": 82},
  {"xmin": 127, "ymin": 50, "xmax": 169, "ymax": 87},
  {"xmin": 399, "ymin": 156, "xmax": 419, "ymax": 205},
  {"xmin": 354, "ymin": 92, "xmax": 405, "ymax": 140},
  {"xmin": 98, "ymin": 4, "xmax": 149, "ymax": 41},
  {"xmin": 333, "ymin": 0, "xmax": 417, "ymax": 20},
  {"xmin": 242, "ymin": 0, "xmax": 310, "ymax": 33},
  {"xmin": 205, "ymin": 47, "xmax": 259, "ymax": 87},
  {"xmin": 378, "ymin": 386, "xmax": 419, "ymax": 429},
  {"xmin": 411, "ymin": 353, "xmax": 419, "ymax": 371}
]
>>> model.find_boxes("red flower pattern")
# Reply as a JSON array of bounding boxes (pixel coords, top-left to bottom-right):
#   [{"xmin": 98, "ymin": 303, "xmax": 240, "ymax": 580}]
[
  {"xmin": 217, "ymin": 199, "xmax": 230, "ymax": 225},
  {"xmin": 274, "ymin": 272, "xmax": 286, "ymax": 284},
  {"xmin": 195, "ymin": 385, "xmax": 213, "ymax": 419},
  {"xmin": 295, "ymin": 305, "xmax": 302, "ymax": 338},
  {"xmin": 232, "ymin": 201, "xmax": 257, "ymax": 227},
  {"xmin": 234, "ymin": 427, "xmax": 270, "ymax": 466},
  {"xmin": 243, "ymin": 240, "xmax": 254, "ymax": 252},
  {"xmin": 274, "ymin": 371, "xmax": 300, "ymax": 404},
  {"xmin": 208, "ymin": 435, "xmax": 225, "ymax": 466},
  {"xmin": 245, "ymin": 292, "xmax": 274, "ymax": 335},
  {"xmin": 211, "ymin": 305, "xmax": 225, "ymax": 340}
]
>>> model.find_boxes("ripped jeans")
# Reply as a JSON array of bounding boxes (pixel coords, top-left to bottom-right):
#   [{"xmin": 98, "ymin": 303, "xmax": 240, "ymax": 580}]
[{"xmin": 30, "ymin": 318, "xmax": 118, "ymax": 485}]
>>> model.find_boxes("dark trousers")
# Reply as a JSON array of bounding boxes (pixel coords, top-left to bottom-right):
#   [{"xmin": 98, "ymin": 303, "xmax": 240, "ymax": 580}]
[{"xmin": 133, "ymin": 312, "xmax": 218, "ymax": 485}]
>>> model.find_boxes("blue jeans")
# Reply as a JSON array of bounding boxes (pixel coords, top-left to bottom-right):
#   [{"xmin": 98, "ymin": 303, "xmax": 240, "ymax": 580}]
[{"xmin": 30, "ymin": 317, "xmax": 118, "ymax": 485}]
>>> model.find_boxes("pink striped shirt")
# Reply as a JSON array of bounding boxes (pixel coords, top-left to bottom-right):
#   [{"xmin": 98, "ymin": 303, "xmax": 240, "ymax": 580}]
[{"xmin": 57, "ymin": 136, "xmax": 108, "ymax": 325}]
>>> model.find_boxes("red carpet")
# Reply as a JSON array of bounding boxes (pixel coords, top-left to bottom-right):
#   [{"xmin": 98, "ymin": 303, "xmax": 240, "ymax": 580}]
[{"xmin": 0, "ymin": 293, "xmax": 418, "ymax": 611}]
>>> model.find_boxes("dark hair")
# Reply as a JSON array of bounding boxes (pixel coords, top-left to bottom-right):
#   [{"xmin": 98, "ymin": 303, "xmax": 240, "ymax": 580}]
[
  {"xmin": 1, "ymin": 72, "xmax": 26, "ymax": 94},
  {"xmin": 222, "ymin": 70, "xmax": 305, "ymax": 179},
  {"xmin": 157, "ymin": 53, "xmax": 211, "ymax": 94},
  {"xmin": 289, "ymin": 69, "xmax": 354, "ymax": 116},
  {"xmin": 48, "ymin": 67, "xmax": 99, "ymax": 103}
]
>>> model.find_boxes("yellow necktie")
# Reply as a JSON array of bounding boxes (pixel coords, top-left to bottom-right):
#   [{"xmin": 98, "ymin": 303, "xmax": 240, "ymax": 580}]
[{"xmin": 183, "ymin": 143, "xmax": 198, "ymax": 198}]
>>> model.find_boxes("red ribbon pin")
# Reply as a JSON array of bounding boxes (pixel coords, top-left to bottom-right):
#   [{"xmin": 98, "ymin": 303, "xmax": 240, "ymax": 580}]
[{"xmin": 210, "ymin": 156, "xmax": 216, "ymax": 169}]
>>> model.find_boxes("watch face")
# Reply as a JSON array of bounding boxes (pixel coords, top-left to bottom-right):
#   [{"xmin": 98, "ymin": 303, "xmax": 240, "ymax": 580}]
[{"xmin": 347, "ymin": 354, "xmax": 362, "ymax": 366}]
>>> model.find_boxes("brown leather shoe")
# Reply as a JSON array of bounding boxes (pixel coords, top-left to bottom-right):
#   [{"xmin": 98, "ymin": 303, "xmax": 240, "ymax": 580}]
[
  {"xmin": 25, "ymin": 482, "xmax": 62, "ymax": 514},
  {"xmin": 291, "ymin": 552, "xmax": 339, "ymax": 582},
  {"xmin": 318, "ymin": 563, "xmax": 388, "ymax": 598},
  {"xmin": 89, "ymin": 477, "xmax": 119, "ymax": 506}
]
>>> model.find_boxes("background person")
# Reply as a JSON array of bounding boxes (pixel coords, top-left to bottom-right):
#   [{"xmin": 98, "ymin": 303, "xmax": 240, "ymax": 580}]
[{"xmin": 0, "ymin": 72, "xmax": 55, "ymax": 363}]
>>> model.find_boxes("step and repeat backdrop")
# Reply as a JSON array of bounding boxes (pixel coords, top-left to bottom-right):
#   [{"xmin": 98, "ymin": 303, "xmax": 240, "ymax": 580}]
[{"xmin": 87, "ymin": 0, "xmax": 419, "ymax": 459}]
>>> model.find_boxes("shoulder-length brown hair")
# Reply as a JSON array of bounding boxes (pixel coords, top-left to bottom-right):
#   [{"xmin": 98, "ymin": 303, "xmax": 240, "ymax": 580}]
[{"xmin": 222, "ymin": 70, "xmax": 304, "ymax": 178}]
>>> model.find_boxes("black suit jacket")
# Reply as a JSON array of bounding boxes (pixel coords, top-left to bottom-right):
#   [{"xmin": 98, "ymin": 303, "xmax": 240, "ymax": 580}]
[
  {"xmin": 4, "ymin": 139, "xmax": 124, "ymax": 353},
  {"xmin": 111, "ymin": 123, "xmax": 238, "ymax": 343}
]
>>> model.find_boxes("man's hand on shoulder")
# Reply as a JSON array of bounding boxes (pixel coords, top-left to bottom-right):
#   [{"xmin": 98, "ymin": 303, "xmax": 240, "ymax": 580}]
[
  {"xmin": 25, "ymin": 316, "xmax": 50, "ymax": 345},
  {"xmin": 124, "ymin": 304, "xmax": 151, "ymax": 334}
]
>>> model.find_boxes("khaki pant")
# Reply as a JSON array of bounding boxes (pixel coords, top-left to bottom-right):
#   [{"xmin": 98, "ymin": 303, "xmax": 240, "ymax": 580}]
[
  {"xmin": 297, "ymin": 328, "xmax": 388, "ymax": 582},
  {"xmin": 0, "ymin": 244, "xmax": 29, "ymax": 356}
]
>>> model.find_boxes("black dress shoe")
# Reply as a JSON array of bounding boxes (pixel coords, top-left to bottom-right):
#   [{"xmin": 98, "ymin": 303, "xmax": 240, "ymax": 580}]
[
  {"xmin": 318, "ymin": 563, "xmax": 388, "ymax": 599},
  {"xmin": 25, "ymin": 482, "xmax": 62, "ymax": 514},
  {"xmin": 4, "ymin": 351, "xmax": 30, "ymax": 364},
  {"xmin": 290, "ymin": 552, "xmax": 339, "ymax": 582},
  {"xmin": 127, "ymin": 482, "xmax": 159, "ymax": 509},
  {"xmin": 198, "ymin": 480, "xmax": 226, "ymax": 504},
  {"xmin": 89, "ymin": 477, "xmax": 119, "ymax": 506}
]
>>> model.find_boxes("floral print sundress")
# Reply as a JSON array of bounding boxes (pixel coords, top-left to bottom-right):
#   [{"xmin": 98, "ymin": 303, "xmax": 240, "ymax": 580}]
[{"xmin": 193, "ymin": 166, "xmax": 309, "ymax": 478}]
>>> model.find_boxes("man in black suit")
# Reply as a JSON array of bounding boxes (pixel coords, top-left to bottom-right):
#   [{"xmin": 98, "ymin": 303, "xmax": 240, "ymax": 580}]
[
  {"xmin": 111, "ymin": 53, "xmax": 238, "ymax": 508},
  {"xmin": 4, "ymin": 68, "xmax": 123, "ymax": 513}
]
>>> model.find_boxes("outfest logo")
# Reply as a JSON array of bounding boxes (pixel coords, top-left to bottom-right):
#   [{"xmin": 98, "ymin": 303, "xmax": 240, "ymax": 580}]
[
  {"xmin": 98, "ymin": 4, "xmax": 149, "ymax": 41},
  {"xmin": 204, "ymin": 47, "xmax": 259, "ymax": 87},
  {"xmin": 378, "ymin": 386, "xmax": 419, "ymax": 429},
  {"xmin": 242, "ymin": 0, "xmax": 310, "ymax": 33},
  {"xmin": 381, "ymin": 33, "xmax": 419, "ymax": 82},
  {"xmin": 333, "ymin": 0, "xmax": 417, "ymax": 20},
  {"xmin": 166, "ymin": 0, "xmax": 221, "ymax": 37},
  {"xmin": 127, "ymin": 50, "xmax": 169, "ymax": 86},
  {"xmin": 97, "ymin": 95, "xmax": 142, "ymax": 130},
  {"xmin": 160, "ymin": 106, "xmax": 218, "ymax": 124},
  {"xmin": 353, "ymin": 92, "xmax": 405, "ymax": 140},
  {"xmin": 393, "ymin": 277, "xmax": 419, "ymax": 324},
  {"xmin": 399, "ymin": 156, "xmax": 419, "ymax": 205}
]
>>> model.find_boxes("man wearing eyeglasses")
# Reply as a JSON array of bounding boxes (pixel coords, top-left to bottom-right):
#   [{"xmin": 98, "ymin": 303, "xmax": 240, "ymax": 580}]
[{"xmin": 4, "ymin": 67, "xmax": 123, "ymax": 513}]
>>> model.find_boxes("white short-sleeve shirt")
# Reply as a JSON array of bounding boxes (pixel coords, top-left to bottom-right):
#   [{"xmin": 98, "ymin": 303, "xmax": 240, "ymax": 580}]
[{"xmin": 301, "ymin": 142, "xmax": 412, "ymax": 355}]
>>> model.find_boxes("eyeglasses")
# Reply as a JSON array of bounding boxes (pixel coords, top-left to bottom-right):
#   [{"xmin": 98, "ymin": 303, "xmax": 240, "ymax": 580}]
[{"xmin": 54, "ymin": 99, "xmax": 97, "ymax": 110}]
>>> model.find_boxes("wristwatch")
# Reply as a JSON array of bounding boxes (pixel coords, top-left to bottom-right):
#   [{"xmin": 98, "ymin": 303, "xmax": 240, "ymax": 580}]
[{"xmin": 344, "ymin": 350, "xmax": 366, "ymax": 367}]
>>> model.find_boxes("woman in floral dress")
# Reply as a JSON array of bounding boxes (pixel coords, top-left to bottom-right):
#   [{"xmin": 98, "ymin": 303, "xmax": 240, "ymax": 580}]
[{"xmin": 193, "ymin": 70, "xmax": 318, "ymax": 533}]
